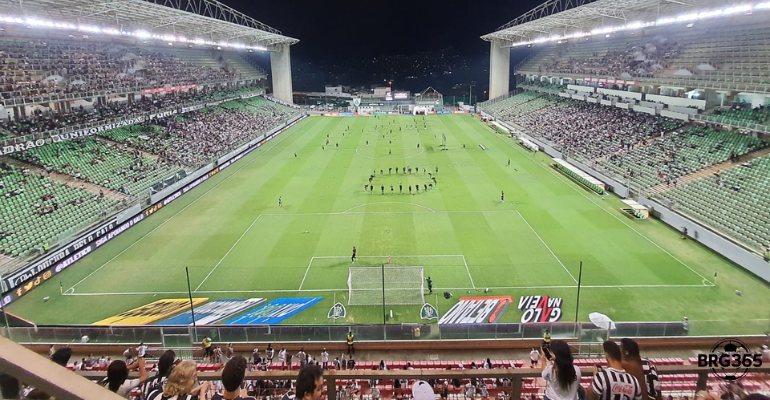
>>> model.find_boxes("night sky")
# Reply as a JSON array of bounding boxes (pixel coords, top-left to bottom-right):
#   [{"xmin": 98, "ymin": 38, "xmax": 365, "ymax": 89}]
[
  {"xmin": 222, "ymin": 0, "xmax": 536, "ymax": 59},
  {"xmin": 220, "ymin": 0, "xmax": 540, "ymax": 94}
]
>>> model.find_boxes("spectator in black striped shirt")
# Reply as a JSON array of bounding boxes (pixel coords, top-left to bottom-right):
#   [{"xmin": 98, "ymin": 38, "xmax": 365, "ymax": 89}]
[
  {"xmin": 211, "ymin": 356, "xmax": 256, "ymax": 400},
  {"xmin": 590, "ymin": 341, "xmax": 641, "ymax": 400},
  {"xmin": 145, "ymin": 360, "xmax": 212, "ymax": 400},
  {"xmin": 140, "ymin": 350, "xmax": 176, "ymax": 400}
]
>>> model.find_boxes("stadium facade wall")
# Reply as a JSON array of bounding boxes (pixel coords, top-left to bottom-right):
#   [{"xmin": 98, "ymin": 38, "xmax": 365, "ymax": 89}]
[
  {"xmin": 668, "ymin": 106, "xmax": 698, "ymax": 116},
  {"xmin": 660, "ymin": 110, "xmax": 690, "ymax": 121},
  {"xmin": 646, "ymin": 94, "xmax": 706, "ymax": 110},
  {"xmin": 1, "ymin": 114, "xmax": 306, "ymax": 305},
  {"xmin": 633, "ymin": 105, "xmax": 657, "ymax": 116},
  {"xmin": 565, "ymin": 158, "xmax": 630, "ymax": 198},
  {"xmin": 567, "ymin": 84, "xmax": 594, "ymax": 93},
  {"xmin": 599, "ymin": 88, "xmax": 642, "ymax": 101},
  {"xmin": 638, "ymin": 196, "xmax": 770, "ymax": 283}
]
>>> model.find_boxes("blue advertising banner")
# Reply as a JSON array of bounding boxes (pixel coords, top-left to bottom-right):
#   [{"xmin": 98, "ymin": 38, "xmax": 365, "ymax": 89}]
[
  {"xmin": 223, "ymin": 298, "xmax": 322, "ymax": 325},
  {"xmin": 157, "ymin": 298, "xmax": 265, "ymax": 325}
]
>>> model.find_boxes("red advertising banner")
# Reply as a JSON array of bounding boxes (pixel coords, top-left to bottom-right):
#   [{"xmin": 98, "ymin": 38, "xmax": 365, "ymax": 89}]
[{"xmin": 142, "ymin": 84, "xmax": 198, "ymax": 95}]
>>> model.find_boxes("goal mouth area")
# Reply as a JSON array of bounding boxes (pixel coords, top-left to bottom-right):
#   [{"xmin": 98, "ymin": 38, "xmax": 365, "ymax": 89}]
[{"xmin": 347, "ymin": 266, "xmax": 425, "ymax": 306}]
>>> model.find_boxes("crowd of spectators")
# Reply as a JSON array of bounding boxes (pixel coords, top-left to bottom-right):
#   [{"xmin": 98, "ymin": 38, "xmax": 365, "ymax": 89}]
[
  {"xmin": 3, "ymin": 338, "xmax": 767, "ymax": 400},
  {"xmin": 537, "ymin": 39, "xmax": 683, "ymax": 78},
  {"xmin": 119, "ymin": 98, "xmax": 295, "ymax": 167},
  {"xmin": 0, "ymin": 39, "xmax": 240, "ymax": 102},
  {"xmin": 516, "ymin": 101, "xmax": 682, "ymax": 161},
  {"xmin": 0, "ymin": 85, "xmax": 263, "ymax": 138}
]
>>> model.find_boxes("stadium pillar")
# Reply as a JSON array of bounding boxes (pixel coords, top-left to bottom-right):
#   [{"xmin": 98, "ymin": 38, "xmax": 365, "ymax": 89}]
[
  {"xmin": 488, "ymin": 40, "xmax": 511, "ymax": 100},
  {"xmin": 269, "ymin": 44, "xmax": 294, "ymax": 104}
]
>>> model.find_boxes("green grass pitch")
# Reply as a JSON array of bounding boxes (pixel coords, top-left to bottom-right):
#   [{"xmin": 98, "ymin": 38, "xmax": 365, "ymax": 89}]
[{"xmin": 7, "ymin": 114, "xmax": 770, "ymax": 335}]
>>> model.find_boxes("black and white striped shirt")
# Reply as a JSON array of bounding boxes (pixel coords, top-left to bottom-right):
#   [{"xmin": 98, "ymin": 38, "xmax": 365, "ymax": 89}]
[
  {"xmin": 140, "ymin": 374, "xmax": 167, "ymax": 400},
  {"xmin": 591, "ymin": 367, "xmax": 641, "ymax": 400},
  {"xmin": 144, "ymin": 388, "xmax": 198, "ymax": 400}
]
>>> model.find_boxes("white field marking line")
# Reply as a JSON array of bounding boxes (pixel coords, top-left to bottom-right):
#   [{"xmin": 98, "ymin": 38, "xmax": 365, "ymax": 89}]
[
  {"xmin": 69, "ymin": 126, "xmax": 301, "ymax": 292},
  {"xmin": 194, "ymin": 214, "xmax": 263, "ymax": 292},
  {"xmin": 461, "ymin": 255, "xmax": 476, "ymax": 289},
  {"xmin": 310, "ymin": 255, "xmax": 466, "ymax": 259},
  {"xmin": 298, "ymin": 257, "xmax": 316, "ymax": 290},
  {"xmin": 354, "ymin": 145, "xmax": 425, "ymax": 160},
  {"xmin": 515, "ymin": 210, "xmax": 578, "ymax": 283},
  {"xmin": 62, "ymin": 283, "xmax": 716, "ymax": 296},
  {"xmin": 342, "ymin": 202, "xmax": 436, "ymax": 213},
  {"xmin": 258, "ymin": 210, "xmax": 518, "ymax": 217},
  {"xmin": 490, "ymin": 129, "xmax": 713, "ymax": 286}
]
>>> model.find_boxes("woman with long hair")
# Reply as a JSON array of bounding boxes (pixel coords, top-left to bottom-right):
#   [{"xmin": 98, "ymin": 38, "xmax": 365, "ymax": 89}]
[
  {"xmin": 621, "ymin": 338, "xmax": 660, "ymax": 400},
  {"xmin": 541, "ymin": 340, "xmax": 582, "ymax": 400},
  {"xmin": 146, "ymin": 360, "xmax": 212, "ymax": 400},
  {"xmin": 103, "ymin": 358, "xmax": 149, "ymax": 398}
]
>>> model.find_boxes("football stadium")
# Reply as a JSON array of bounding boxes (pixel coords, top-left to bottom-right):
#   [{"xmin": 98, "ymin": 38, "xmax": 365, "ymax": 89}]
[{"xmin": 0, "ymin": 0, "xmax": 769, "ymax": 398}]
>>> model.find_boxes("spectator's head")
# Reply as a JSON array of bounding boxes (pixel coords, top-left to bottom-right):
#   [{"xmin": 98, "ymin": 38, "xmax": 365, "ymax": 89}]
[
  {"xmin": 51, "ymin": 348, "xmax": 72, "ymax": 367},
  {"xmin": 164, "ymin": 360, "xmax": 198, "ymax": 397},
  {"xmin": 0, "ymin": 374, "xmax": 20, "ymax": 399},
  {"xmin": 620, "ymin": 338, "xmax": 641, "ymax": 361},
  {"xmin": 551, "ymin": 340, "xmax": 576, "ymax": 390},
  {"xmin": 158, "ymin": 350, "xmax": 176, "ymax": 377},
  {"xmin": 222, "ymin": 356, "xmax": 247, "ymax": 393},
  {"xmin": 296, "ymin": 364, "xmax": 323, "ymax": 400},
  {"xmin": 106, "ymin": 360, "xmax": 129, "ymax": 393},
  {"xmin": 603, "ymin": 341, "xmax": 622, "ymax": 365}
]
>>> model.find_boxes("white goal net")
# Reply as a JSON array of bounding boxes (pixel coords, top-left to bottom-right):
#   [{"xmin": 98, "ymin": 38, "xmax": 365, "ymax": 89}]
[{"xmin": 347, "ymin": 266, "xmax": 425, "ymax": 306}]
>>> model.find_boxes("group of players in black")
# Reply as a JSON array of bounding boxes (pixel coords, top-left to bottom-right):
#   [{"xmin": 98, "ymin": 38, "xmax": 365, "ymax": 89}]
[{"xmin": 364, "ymin": 166, "xmax": 438, "ymax": 195}]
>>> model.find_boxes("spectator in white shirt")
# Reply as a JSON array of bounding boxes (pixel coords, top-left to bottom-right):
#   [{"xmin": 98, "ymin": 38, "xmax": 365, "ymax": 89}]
[
  {"xmin": 541, "ymin": 340, "xmax": 582, "ymax": 400},
  {"xmin": 321, "ymin": 348, "xmax": 329, "ymax": 370},
  {"xmin": 531, "ymin": 348, "xmax": 541, "ymax": 368},
  {"xmin": 137, "ymin": 342, "xmax": 148, "ymax": 359}
]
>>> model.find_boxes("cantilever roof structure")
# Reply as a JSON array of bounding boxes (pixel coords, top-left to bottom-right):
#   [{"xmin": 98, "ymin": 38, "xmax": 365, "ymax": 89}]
[
  {"xmin": 481, "ymin": 0, "xmax": 742, "ymax": 47},
  {"xmin": 0, "ymin": 0, "xmax": 298, "ymax": 48}
]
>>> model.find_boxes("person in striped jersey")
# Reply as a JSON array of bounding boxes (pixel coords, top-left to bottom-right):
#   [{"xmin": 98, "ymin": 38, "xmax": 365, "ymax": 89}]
[
  {"xmin": 140, "ymin": 350, "xmax": 176, "ymax": 400},
  {"xmin": 590, "ymin": 341, "xmax": 641, "ymax": 400}
]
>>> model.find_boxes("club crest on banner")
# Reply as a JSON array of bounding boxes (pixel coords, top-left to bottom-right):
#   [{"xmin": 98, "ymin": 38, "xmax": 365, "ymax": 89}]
[
  {"xmin": 353, "ymin": 97, "xmax": 361, "ymax": 107},
  {"xmin": 328, "ymin": 302, "xmax": 347, "ymax": 319},
  {"xmin": 420, "ymin": 303, "xmax": 439, "ymax": 320}
]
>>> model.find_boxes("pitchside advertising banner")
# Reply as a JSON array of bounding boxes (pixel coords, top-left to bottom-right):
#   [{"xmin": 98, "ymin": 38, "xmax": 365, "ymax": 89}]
[
  {"xmin": 0, "ymin": 118, "xmax": 301, "ymax": 306},
  {"xmin": 157, "ymin": 298, "xmax": 266, "ymax": 325},
  {"xmin": 437, "ymin": 295, "xmax": 564, "ymax": 324},
  {"xmin": 223, "ymin": 298, "xmax": 322, "ymax": 324},
  {"xmin": 93, "ymin": 298, "xmax": 208, "ymax": 325}
]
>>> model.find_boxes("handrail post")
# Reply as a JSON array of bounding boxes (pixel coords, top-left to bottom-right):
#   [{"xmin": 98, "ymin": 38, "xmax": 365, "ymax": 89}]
[
  {"xmin": 696, "ymin": 370, "xmax": 709, "ymax": 392},
  {"xmin": 327, "ymin": 375, "xmax": 336, "ymax": 400},
  {"xmin": 512, "ymin": 376, "xmax": 522, "ymax": 400}
]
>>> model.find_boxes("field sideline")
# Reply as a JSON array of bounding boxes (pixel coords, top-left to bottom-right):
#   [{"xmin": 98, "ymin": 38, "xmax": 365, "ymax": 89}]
[{"xmin": 7, "ymin": 114, "xmax": 770, "ymax": 335}]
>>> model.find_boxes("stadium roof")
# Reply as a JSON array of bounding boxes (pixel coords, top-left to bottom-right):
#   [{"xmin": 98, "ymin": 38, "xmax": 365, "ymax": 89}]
[
  {"xmin": 481, "ymin": 0, "xmax": 744, "ymax": 46},
  {"xmin": 0, "ymin": 0, "xmax": 298, "ymax": 48}
]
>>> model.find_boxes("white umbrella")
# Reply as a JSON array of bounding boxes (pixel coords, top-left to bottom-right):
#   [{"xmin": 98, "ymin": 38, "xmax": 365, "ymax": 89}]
[
  {"xmin": 589, "ymin": 312, "xmax": 616, "ymax": 330},
  {"xmin": 412, "ymin": 381, "xmax": 434, "ymax": 400}
]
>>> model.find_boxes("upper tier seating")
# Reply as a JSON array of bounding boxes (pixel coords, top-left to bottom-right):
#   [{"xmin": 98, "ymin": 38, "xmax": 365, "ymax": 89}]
[
  {"xmin": 0, "ymin": 39, "xmax": 260, "ymax": 104},
  {"xmin": 13, "ymin": 139, "xmax": 183, "ymax": 196},
  {"xmin": 656, "ymin": 153, "xmax": 770, "ymax": 251},
  {"xmin": 597, "ymin": 126, "xmax": 767, "ymax": 188},
  {"xmin": 0, "ymin": 162, "xmax": 119, "ymax": 257}
]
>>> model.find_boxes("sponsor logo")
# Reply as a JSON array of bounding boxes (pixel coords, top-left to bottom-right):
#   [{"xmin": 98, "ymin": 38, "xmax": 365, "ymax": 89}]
[
  {"xmin": 224, "ymin": 298, "xmax": 322, "ymax": 325},
  {"xmin": 438, "ymin": 296, "xmax": 514, "ymax": 324},
  {"xmin": 94, "ymin": 298, "xmax": 208, "ymax": 325},
  {"xmin": 697, "ymin": 338, "xmax": 763, "ymax": 381},
  {"xmin": 517, "ymin": 295, "xmax": 563, "ymax": 323},
  {"xmin": 420, "ymin": 303, "xmax": 439, "ymax": 320},
  {"xmin": 327, "ymin": 302, "xmax": 347, "ymax": 320},
  {"xmin": 158, "ymin": 298, "xmax": 265, "ymax": 325}
]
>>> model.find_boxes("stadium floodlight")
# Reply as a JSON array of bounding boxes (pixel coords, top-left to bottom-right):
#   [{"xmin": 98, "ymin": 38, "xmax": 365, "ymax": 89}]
[
  {"xmin": 0, "ymin": 13, "xmax": 271, "ymax": 51},
  {"xmin": 500, "ymin": 1, "xmax": 770, "ymax": 47}
]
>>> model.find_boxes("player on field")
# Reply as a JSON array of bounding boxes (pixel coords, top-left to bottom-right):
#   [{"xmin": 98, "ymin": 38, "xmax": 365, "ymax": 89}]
[
  {"xmin": 408, "ymin": 185, "xmax": 412, "ymax": 194},
  {"xmin": 381, "ymin": 185, "xmax": 385, "ymax": 195},
  {"xmin": 279, "ymin": 197, "xmax": 282, "ymax": 208},
  {"xmin": 399, "ymin": 184, "xmax": 403, "ymax": 194},
  {"xmin": 426, "ymin": 276, "xmax": 433, "ymax": 294},
  {"xmin": 501, "ymin": 191, "xmax": 505, "ymax": 203},
  {"xmin": 352, "ymin": 246, "xmax": 357, "ymax": 263},
  {"xmin": 391, "ymin": 185, "xmax": 394, "ymax": 193}
]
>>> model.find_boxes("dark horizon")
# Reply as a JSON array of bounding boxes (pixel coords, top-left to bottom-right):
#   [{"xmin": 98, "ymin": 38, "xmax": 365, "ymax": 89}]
[{"xmin": 222, "ymin": 0, "xmax": 541, "ymax": 95}]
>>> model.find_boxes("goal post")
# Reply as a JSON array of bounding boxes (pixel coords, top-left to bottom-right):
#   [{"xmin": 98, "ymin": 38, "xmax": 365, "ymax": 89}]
[{"xmin": 347, "ymin": 266, "xmax": 425, "ymax": 306}]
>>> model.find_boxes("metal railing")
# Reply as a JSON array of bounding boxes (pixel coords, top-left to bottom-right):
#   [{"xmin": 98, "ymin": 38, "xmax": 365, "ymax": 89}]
[{"xmin": 3, "ymin": 319, "xmax": 769, "ymax": 346}]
